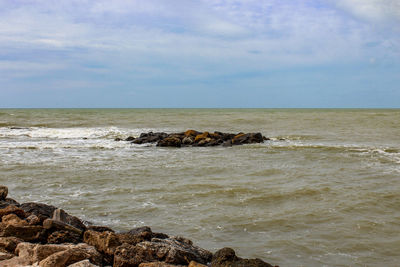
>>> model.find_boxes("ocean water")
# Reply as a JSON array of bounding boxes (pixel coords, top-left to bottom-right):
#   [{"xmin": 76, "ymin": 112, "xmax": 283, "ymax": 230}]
[{"xmin": 0, "ymin": 109, "xmax": 399, "ymax": 266}]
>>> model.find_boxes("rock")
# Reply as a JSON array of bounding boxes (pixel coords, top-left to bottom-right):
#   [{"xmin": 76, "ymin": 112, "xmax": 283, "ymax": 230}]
[
  {"xmin": 25, "ymin": 215, "xmax": 41, "ymax": 225},
  {"xmin": 52, "ymin": 208, "xmax": 67, "ymax": 223},
  {"xmin": 0, "ymin": 198, "xmax": 20, "ymax": 209},
  {"xmin": 0, "ymin": 251, "xmax": 14, "ymax": 260},
  {"xmin": 67, "ymin": 259, "xmax": 100, "ymax": 267},
  {"xmin": 0, "ymin": 224, "xmax": 46, "ymax": 242},
  {"xmin": 194, "ymin": 132, "xmax": 209, "ymax": 143},
  {"xmin": 86, "ymin": 225, "xmax": 114, "ymax": 233},
  {"xmin": 188, "ymin": 261, "xmax": 208, "ymax": 267},
  {"xmin": 184, "ymin": 130, "xmax": 200, "ymax": 137},
  {"xmin": 43, "ymin": 219, "xmax": 83, "ymax": 238},
  {"xmin": 1, "ymin": 214, "xmax": 28, "ymax": 227},
  {"xmin": 47, "ymin": 230, "xmax": 82, "ymax": 244},
  {"xmin": 114, "ymin": 237, "xmax": 212, "ymax": 267},
  {"xmin": 20, "ymin": 203, "xmax": 86, "ymax": 231},
  {"xmin": 16, "ymin": 242, "xmax": 69, "ymax": 264},
  {"xmin": 0, "ymin": 205, "xmax": 26, "ymax": 219},
  {"xmin": 133, "ymin": 132, "xmax": 168, "ymax": 144},
  {"xmin": 115, "ymin": 138, "xmax": 123, "ymax": 142},
  {"xmin": 211, "ymin": 247, "xmax": 274, "ymax": 267},
  {"xmin": 127, "ymin": 226, "xmax": 152, "ymax": 236},
  {"xmin": 182, "ymin": 136, "xmax": 194, "ymax": 145},
  {"xmin": 157, "ymin": 136, "xmax": 182, "ymax": 147},
  {"xmin": 0, "ymin": 186, "xmax": 8, "ymax": 201},
  {"xmin": 83, "ymin": 230, "xmax": 121, "ymax": 264},
  {"xmin": 0, "ymin": 237, "xmax": 23, "ymax": 253},
  {"xmin": 138, "ymin": 262, "xmax": 186, "ymax": 267},
  {"xmin": 231, "ymin": 133, "xmax": 263, "ymax": 145},
  {"xmin": 39, "ymin": 243, "xmax": 102, "ymax": 267},
  {"xmin": 0, "ymin": 255, "xmax": 31, "ymax": 266},
  {"xmin": 125, "ymin": 136, "xmax": 135, "ymax": 142}
]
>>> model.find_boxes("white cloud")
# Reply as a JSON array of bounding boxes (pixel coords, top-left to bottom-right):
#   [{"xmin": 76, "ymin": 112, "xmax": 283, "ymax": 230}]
[{"xmin": 335, "ymin": 0, "xmax": 400, "ymax": 21}]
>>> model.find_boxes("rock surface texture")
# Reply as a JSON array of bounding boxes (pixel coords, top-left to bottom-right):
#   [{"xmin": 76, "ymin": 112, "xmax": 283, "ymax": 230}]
[
  {"xmin": 0, "ymin": 185, "xmax": 278, "ymax": 267},
  {"xmin": 116, "ymin": 130, "xmax": 268, "ymax": 148}
]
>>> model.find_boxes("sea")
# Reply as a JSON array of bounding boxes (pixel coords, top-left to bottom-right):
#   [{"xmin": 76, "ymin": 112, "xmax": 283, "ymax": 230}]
[{"xmin": 0, "ymin": 109, "xmax": 399, "ymax": 267}]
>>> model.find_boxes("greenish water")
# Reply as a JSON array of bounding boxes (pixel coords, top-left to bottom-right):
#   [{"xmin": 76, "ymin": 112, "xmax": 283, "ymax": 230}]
[{"xmin": 1, "ymin": 109, "xmax": 400, "ymax": 266}]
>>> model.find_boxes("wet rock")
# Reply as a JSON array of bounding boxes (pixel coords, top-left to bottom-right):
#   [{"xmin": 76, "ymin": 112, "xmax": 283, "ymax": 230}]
[
  {"xmin": 0, "ymin": 224, "xmax": 46, "ymax": 242},
  {"xmin": 115, "ymin": 137, "xmax": 123, "ymax": 141},
  {"xmin": 52, "ymin": 208, "xmax": 67, "ymax": 222},
  {"xmin": 25, "ymin": 214, "xmax": 42, "ymax": 226},
  {"xmin": 157, "ymin": 136, "xmax": 182, "ymax": 147},
  {"xmin": 125, "ymin": 136, "xmax": 135, "ymax": 142},
  {"xmin": 0, "ymin": 237, "xmax": 23, "ymax": 253},
  {"xmin": 83, "ymin": 230, "xmax": 121, "ymax": 264},
  {"xmin": 232, "ymin": 133, "xmax": 263, "ymax": 145},
  {"xmin": 114, "ymin": 237, "xmax": 212, "ymax": 267},
  {"xmin": 0, "ymin": 205, "xmax": 26, "ymax": 219},
  {"xmin": 182, "ymin": 136, "xmax": 194, "ymax": 145},
  {"xmin": 194, "ymin": 132, "xmax": 210, "ymax": 143},
  {"xmin": 117, "ymin": 226, "xmax": 153, "ymax": 246},
  {"xmin": 0, "ymin": 186, "xmax": 8, "ymax": 201},
  {"xmin": 133, "ymin": 132, "xmax": 168, "ymax": 144},
  {"xmin": 39, "ymin": 243, "xmax": 102, "ymax": 267},
  {"xmin": 184, "ymin": 130, "xmax": 200, "ymax": 137},
  {"xmin": 211, "ymin": 247, "xmax": 274, "ymax": 267},
  {"xmin": 43, "ymin": 219, "xmax": 83, "ymax": 237},
  {"xmin": 1, "ymin": 214, "xmax": 28, "ymax": 227},
  {"xmin": 0, "ymin": 198, "xmax": 20, "ymax": 209},
  {"xmin": 47, "ymin": 230, "xmax": 82, "ymax": 244},
  {"xmin": 67, "ymin": 259, "xmax": 100, "ymax": 267}
]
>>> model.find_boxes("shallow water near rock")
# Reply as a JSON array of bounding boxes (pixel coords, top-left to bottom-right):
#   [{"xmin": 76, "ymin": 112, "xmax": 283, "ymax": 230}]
[{"xmin": 1, "ymin": 108, "xmax": 400, "ymax": 266}]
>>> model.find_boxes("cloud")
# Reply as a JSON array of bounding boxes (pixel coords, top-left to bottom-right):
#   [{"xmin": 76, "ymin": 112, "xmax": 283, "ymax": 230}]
[{"xmin": 335, "ymin": 0, "xmax": 400, "ymax": 22}]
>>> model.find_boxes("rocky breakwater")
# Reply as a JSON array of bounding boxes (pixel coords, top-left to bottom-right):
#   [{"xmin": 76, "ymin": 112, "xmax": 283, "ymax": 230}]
[
  {"xmin": 0, "ymin": 185, "xmax": 278, "ymax": 267},
  {"xmin": 116, "ymin": 130, "xmax": 269, "ymax": 148}
]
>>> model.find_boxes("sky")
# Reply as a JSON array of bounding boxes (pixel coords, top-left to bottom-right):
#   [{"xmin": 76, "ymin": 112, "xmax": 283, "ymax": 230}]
[{"xmin": 0, "ymin": 0, "xmax": 399, "ymax": 108}]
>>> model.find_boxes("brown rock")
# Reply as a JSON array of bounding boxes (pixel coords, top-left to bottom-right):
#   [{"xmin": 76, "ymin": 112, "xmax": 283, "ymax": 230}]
[
  {"xmin": 0, "ymin": 198, "xmax": 20, "ymax": 210},
  {"xmin": 139, "ymin": 262, "xmax": 186, "ymax": 267},
  {"xmin": 0, "ymin": 251, "xmax": 14, "ymax": 260},
  {"xmin": 157, "ymin": 136, "xmax": 182, "ymax": 147},
  {"xmin": 0, "ymin": 205, "xmax": 26, "ymax": 219},
  {"xmin": 0, "ymin": 237, "xmax": 23, "ymax": 253},
  {"xmin": 0, "ymin": 186, "xmax": 8, "ymax": 201},
  {"xmin": 1, "ymin": 214, "xmax": 28, "ymax": 227},
  {"xmin": 194, "ymin": 132, "xmax": 209, "ymax": 143},
  {"xmin": 211, "ymin": 247, "xmax": 274, "ymax": 267},
  {"xmin": 184, "ymin": 130, "xmax": 200, "ymax": 137},
  {"xmin": 25, "ymin": 214, "xmax": 42, "ymax": 225},
  {"xmin": 0, "ymin": 255, "xmax": 30, "ymax": 266},
  {"xmin": 43, "ymin": 219, "xmax": 83, "ymax": 236},
  {"xmin": 15, "ymin": 242, "xmax": 69, "ymax": 264},
  {"xmin": 67, "ymin": 259, "xmax": 100, "ymax": 267},
  {"xmin": 39, "ymin": 243, "xmax": 102, "ymax": 267},
  {"xmin": 47, "ymin": 230, "xmax": 82, "ymax": 244},
  {"xmin": 52, "ymin": 208, "xmax": 67, "ymax": 222},
  {"xmin": 86, "ymin": 225, "xmax": 114, "ymax": 233},
  {"xmin": 114, "ymin": 237, "xmax": 212, "ymax": 267},
  {"xmin": 188, "ymin": 261, "xmax": 208, "ymax": 267},
  {"xmin": 83, "ymin": 230, "xmax": 121, "ymax": 264},
  {"xmin": 182, "ymin": 136, "xmax": 194, "ymax": 145},
  {"xmin": 0, "ymin": 224, "xmax": 46, "ymax": 242}
]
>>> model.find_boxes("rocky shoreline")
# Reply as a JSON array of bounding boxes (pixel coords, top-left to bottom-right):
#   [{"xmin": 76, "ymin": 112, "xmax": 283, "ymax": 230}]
[
  {"xmin": 115, "ymin": 130, "xmax": 269, "ymax": 147},
  {"xmin": 0, "ymin": 185, "xmax": 278, "ymax": 267}
]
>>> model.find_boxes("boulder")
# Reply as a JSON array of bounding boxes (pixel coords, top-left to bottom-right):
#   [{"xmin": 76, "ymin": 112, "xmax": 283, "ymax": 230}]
[
  {"xmin": 0, "ymin": 224, "xmax": 46, "ymax": 242},
  {"xmin": 52, "ymin": 208, "xmax": 67, "ymax": 222},
  {"xmin": 86, "ymin": 225, "xmax": 114, "ymax": 233},
  {"xmin": 188, "ymin": 261, "xmax": 208, "ymax": 267},
  {"xmin": 67, "ymin": 259, "xmax": 100, "ymax": 267},
  {"xmin": 157, "ymin": 137, "xmax": 182, "ymax": 147},
  {"xmin": 211, "ymin": 247, "xmax": 274, "ymax": 267},
  {"xmin": 25, "ymin": 214, "xmax": 42, "ymax": 225},
  {"xmin": 181, "ymin": 137, "xmax": 194, "ymax": 145},
  {"xmin": 194, "ymin": 132, "xmax": 209, "ymax": 143},
  {"xmin": 1, "ymin": 214, "xmax": 28, "ymax": 227},
  {"xmin": 0, "ymin": 237, "xmax": 23, "ymax": 253},
  {"xmin": 83, "ymin": 230, "xmax": 121, "ymax": 264},
  {"xmin": 0, "ymin": 198, "xmax": 20, "ymax": 209},
  {"xmin": 125, "ymin": 136, "xmax": 135, "ymax": 142},
  {"xmin": 133, "ymin": 132, "xmax": 168, "ymax": 144},
  {"xmin": 114, "ymin": 237, "xmax": 212, "ymax": 267},
  {"xmin": 16, "ymin": 242, "xmax": 69, "ymax": 264},
  {"xmin": 43, "ymin": 219, "xmax": 83, "ymax": 237},
  {"xmin": 38, "ymin": 243, "xmax": 102, "ymax": 267},
  {"xmin": 0, "ymin": 251, "xmax": 14, "ymax": 260},
  {"xmin": 184, "ymin": 130, "xmax": 200, "ymax": 137},
  {"xmin": 231, "ymin": 133, "xmax": 263, "ymax": 145},
  {"xmin": 47, "ymin": 230, "xmax": 82, "ymax": 244},
  {"xmin": 0, "ymin": 205, "xmax": 26, "ymax": 219},
  {"xmin": 138, "ymin": 262, "xmax": 186, "ymax": 267},
  {"xmin": 0, "ymin": 186, "xmax": 8, "ymax": 201}
]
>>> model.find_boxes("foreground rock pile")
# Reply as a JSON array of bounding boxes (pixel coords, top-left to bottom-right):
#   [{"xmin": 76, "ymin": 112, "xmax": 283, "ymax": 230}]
[
  {"xmin": 116, "ymin": 130, "xmax": 268, "ymax": 147},
  {"xmin": 0, "ymin": 186, "xmax": 277, "ymax": 267}
]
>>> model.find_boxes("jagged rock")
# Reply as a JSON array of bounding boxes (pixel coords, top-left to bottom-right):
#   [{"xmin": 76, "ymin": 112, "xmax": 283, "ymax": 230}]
[
  {"xmin": 47, "ymin": 230, "xmax": 82, "ymax": 244},
  {"xmin": 188, "ymin": 261, "xmax": 208, "ymax": 267},
  {"xmin": 0, "ymin": 224, "xmax": 46, "ymax": 242},
  {"xmin": 1, "ymin": 214, "xmax": 28, "ymax": 227},
  {"xmin": 20, "ymin": 203, "xmax": 86, "ymax": 231},
  {"xmin": 194, "ymin": 132, "xmax": 210, "ymax": 143},
  {"xmin": 52, "ymin": 208, "xmax": 67, "ymax": 222},
  {"xmin": 25, "ymin": 215, "xmax": 41, "ymax": 225},
  {"xmin": 0, "ymin": 205, "xmax": 26, "ymax": 219},
  {"xmin": 0, "ymin": 251, "xmax": 14, "ymax": 260},
  {"xmin": 182, "ymin": 136, "xmax": 194, "ymax": 145},
  {"xmin": 83, "ymin": 230, "xmax": 121, "ymax": 264},
  {"xmin": 157, "ymin": 136, "xmax": 181, "ymax": 147},
  {"xmin": 114, "ymin": 237, "xmax": 212, "ymax": 267},
  {"xmin": 0, "ymin": 186, "xmax": 8, "ymax": 201},
  {"xmin": 0, "ymin": 198, "xmax": 20, "ymax": 209},
  {"xmin": 67, "ymin": 259, "xmax": 100, "ymax": 267},
  {"xmin": 43, "ymin": 219, "xmax": 83, "ymax": 236},
  {"xmin": 86, "ymin": 225, "xmax": 114, "ymax": 233},
  {"xmin": 231, "ymin": 133, "xmax": 263, "ymax": 145},
  {"xmin": 211, "ymin": 247, "xmax": 274, "ymax": 267},
  {"xmin": 125, "ymin": 136, "xmax": 135, "ymax": 141},
  {"xmin": 0, "ymin": 237, "xmax": 23, "ymax": 253},
  {"xmin": 0, "ymin": 255, "xmax": 31, "ymax": 266},
  {"xmin": 117, "ymin": 226, "xmax": 155, "ymax": 246},
  {"xmin": 138, "ymin": 262, "xmax": 186, "ymax": 267},
  {"xmin": 133, "ymin": 132, "xmax": 168, "ymax": 144},
  {"xmin": 15, "ymin": 242, "xmax": 69, "ymax": 264},
  {"xmin": 184, "ymin": 130, "xmax": 200, "ymax": 137},
  {"xmin": 38, "ymin": 243, "xmax": 102, "ymax": 267}
]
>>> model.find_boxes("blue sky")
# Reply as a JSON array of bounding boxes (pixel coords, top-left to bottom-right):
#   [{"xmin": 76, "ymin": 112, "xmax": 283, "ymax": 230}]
[{"xmin": 0, "ymin": 0, "xmax": 399, "ymax": 108}]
